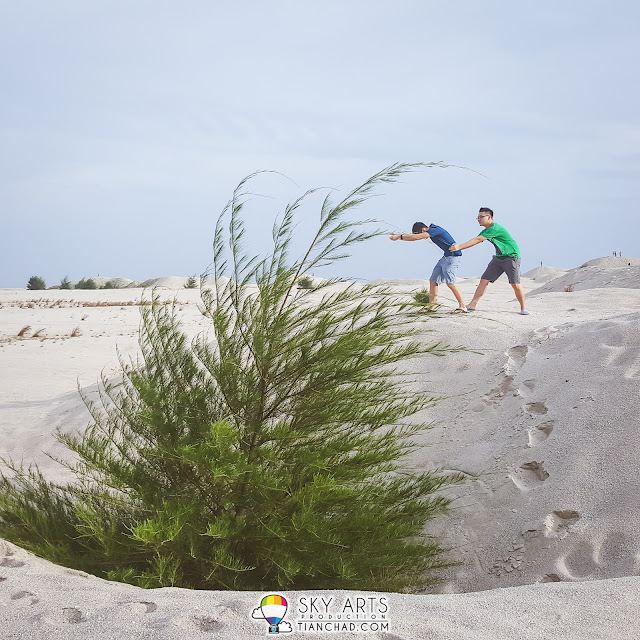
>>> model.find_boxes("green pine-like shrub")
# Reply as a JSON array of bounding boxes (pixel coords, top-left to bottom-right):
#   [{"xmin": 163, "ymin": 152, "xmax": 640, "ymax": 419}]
[
  {"xmin": 297, "ymin": 276, "xmax": 314, "ymax": 289},
  {"xmin": 27, "ymin": 276, "xmax": 46, "ymax": 290},
  {"xmin": 60, "ymin": 276, "xmax": 72, "ymax": 290},
  {"xmin": 76, "ymin": 278, "xmax": 98, "ymax": 290},
  {"xmin": 0, "ymin": 163, "xmax": 465, "ymax": 592},
  {"xmin": 184, "ymin": 275, "xmax": 198, "ymax": 289}
]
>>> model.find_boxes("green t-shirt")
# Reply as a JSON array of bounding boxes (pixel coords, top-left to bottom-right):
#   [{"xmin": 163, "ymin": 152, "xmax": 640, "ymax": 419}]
[{"xmin": 478, "ymin": 222, "xmax": 520, "ymax": 258}]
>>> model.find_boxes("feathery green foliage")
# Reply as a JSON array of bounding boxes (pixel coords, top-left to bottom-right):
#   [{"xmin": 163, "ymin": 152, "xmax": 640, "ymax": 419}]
[
  {"xmin": 27, "ymin": 276, "xmax": 46, "ymax": 290},
  {"xmin": 76, "ymin": 278, "xmax": 98, "ymax": 290},
  {"xmin": 297, "ymin": 275, "xmax": 314, "ymax": 289},
  {"xmin": 0, "ymin": 162, "xmax": 465, "ymax": 592},
  {"xmin": 102, "ymin": 280, "xmax": 118, "ymax": 289},
  {"xmin": 414, "ymin": 288, "xmax": 431, "ymax": 306},
  {"xmin": 60, "ymin": 276, "xmax": 72, "ymax": 290},
  {"xmin": 184, "ymin": 275, "xmax": 198, "ymax": 289}
]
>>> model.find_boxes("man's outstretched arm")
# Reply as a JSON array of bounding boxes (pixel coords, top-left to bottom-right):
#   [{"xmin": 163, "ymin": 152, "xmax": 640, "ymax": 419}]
[
  {"xmin": 390, "ymin": 231, "xmax": 430, "ymax": 242},
  {"xmin": 450, "ymin": 237, "xmax": 486, "ymax": 251}
]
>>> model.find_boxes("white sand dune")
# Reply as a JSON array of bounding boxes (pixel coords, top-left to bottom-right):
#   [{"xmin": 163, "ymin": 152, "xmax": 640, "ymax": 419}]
[
  {"xmin": 529, "ymin": 257, "xmax": 640, "ymax": 295},
  {"xmin": 580, "ymin": 256, "xmax": 640, "ymax": 268},
  {"xmin": 132, "ymin": 275, "xmax": 201, "ymax": 289},
  {"xmin": 521, "ymin": 265, "xmax": 568, "ymax": 282},
  {"xmin": 1, "ymin": 259, "xmax": 640, "ymax": 639}
]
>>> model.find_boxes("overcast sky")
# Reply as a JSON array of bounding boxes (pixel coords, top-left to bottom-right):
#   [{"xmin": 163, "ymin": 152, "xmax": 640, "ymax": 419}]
[{"xmin": 1, "ymin": 1, "xmax": 638, "ymax": 287}]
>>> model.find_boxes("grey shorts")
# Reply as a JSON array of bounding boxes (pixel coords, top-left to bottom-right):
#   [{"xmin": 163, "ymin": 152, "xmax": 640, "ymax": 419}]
[
  {"xmin": 430, "ymin": 255, "xmax": 460, "ymax": 285},
  {"xmin": 481, "ymin": 256, "xmax": 521, "ymax": 284}
]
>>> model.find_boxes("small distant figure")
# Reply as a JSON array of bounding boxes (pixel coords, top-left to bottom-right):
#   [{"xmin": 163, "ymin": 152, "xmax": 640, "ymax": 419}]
[
  {"xmin": 450, "ymin": 207, "xmax": 528, "ymax": 315},
  {"xmin": 390, "ymin": 222, "xmax": 467, "ymax": 312},
  {"xmin": 613, "ymin": 251, "xmax": 617, "ymax": 257}
]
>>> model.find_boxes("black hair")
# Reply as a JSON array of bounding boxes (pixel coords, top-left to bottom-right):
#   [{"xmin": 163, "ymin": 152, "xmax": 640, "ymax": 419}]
[
  {"xmin": 412, "ymin": 221, "xmax": 428, "ymax": 233},
  {"xmin": 479, "ymin": 207, "xmax": 494, "ymax": 218}
]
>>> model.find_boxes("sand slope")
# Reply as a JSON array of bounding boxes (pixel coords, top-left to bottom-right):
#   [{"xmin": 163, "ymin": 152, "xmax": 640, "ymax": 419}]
[
  {"xmin": 415, "ymin": 298, "xmax": 640, "ymax": 593},
  {"xmin": 521, "ymin": 265, "xmax": 568, "ymax": 282},
  {"xmin": 1, "ymin": 539, "xmax": 638, "ymax": 640},
  {"xmin": 529, "ymin": 257, "xmax": 640, "ymax": 294},
  {"xmin": 1, "ymin": 259, "xmax": 640, "ymax": 638}
]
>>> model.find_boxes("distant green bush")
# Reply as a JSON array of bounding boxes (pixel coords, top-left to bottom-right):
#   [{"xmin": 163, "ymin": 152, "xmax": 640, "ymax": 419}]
[
  {"xmin": 184, "ymin": 275, "xmax": 198, "ymax": 289},
  {"xmin": 27, "ymin": 276, "xmax": 46, "ymax": 290},
  {"xmin": 60, "ymin": 276, "xmax": 72, "ymax": 290},
  {"xmin": 102, "ymin": 280, "xmax": 118, "ymax": 289},
  {"xmin": 297, "ymin": 276, "xmax": 314, "ymax": 289},
  {"xmin": 76, "ymin": 278, "xmax": 98, "ymax": 290}
]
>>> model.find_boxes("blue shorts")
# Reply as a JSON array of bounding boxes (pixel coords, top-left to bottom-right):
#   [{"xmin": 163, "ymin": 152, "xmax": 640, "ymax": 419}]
[{"xmin": 430, "ymin": 255, "xmax": 460, "ymax": 285}]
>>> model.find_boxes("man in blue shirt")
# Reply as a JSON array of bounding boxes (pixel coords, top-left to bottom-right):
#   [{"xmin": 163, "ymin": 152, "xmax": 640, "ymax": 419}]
[{"xmin": 390, "ymin": 222, "xmax": 467, "ymax": 311}]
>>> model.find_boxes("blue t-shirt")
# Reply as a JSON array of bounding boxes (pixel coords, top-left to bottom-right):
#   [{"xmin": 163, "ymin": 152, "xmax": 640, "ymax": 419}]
[{"xmin": 427, "ymin": 224, "xmax": 462, "ymax": 257}]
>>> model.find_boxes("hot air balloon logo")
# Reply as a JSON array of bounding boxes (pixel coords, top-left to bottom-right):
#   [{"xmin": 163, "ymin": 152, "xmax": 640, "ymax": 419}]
[{"xmin": 251, "ymin": 594, "xmax": 292, "ymax": 633}]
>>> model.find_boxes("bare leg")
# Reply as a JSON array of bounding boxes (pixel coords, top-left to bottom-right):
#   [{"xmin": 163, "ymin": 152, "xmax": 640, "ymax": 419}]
[
  {"xmin": 511, "ymin": 283, "xmax": 527, "ymax": 311},
  {"xmin": 447, "ymin": 283, "xmax": 466, "ymax": 308},
  {"xmin": 467, "ymin": 278, "xmax": 490, "ymax": 310},
  {"xmin": 429, "ymin": 280, "xmax": 438, "ymax": 305}
]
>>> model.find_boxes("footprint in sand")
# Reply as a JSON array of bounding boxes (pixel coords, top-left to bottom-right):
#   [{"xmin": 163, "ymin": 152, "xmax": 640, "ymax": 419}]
[
  {"xmin": 471, "ymin": 400, "xmax": 489, "ymax": 412},
  {"xmin": 45, "ymin": 607, "xmax": 86, "ymax": 624},
  {"xmin": 126, "ymin": 601, "xmax": 158, "ymax": 614},
  {"xmin": 527, "ymin": 420, "xmax": 555, "ymax": 447},
  {"xmin": 0, "ymin": 557, "xmax": 25, "ymax": 569},
  {"xmin": 544, "ymin": 510, "xmax": 580, "ymax": 538},
  {"xmin": 489, "ymin": 345, "xmax": 530, "ymax": 398},
  {"xmin": 0, "ymin": 543, "xmax": 26, "ymax": 569},
  {"xmin": 493, "ymin": 512, "xmax": 581, "ymax": 580},
  {"xmin": 521, "ymin": 379, "xmax": 536, "ymax": 392},
  {"xmin": 173, "ymin": 614, "xmax": 222, "ymax": 632},
  {"xmin": 510, "ymin": 461, "xmax": 549, "ymax": 491},
  {"xmin": 0, "ymin": 590, "xmax": 40, "ymax": 607},
  {"xmin": 525, "ymin": 402, "xmax": 548, "ymax": 416},
  {"xmin": 557, "ymin": 532, "xmax": 638, "ymax": 580},
  {"xmin": 478, "ymin": 345, "xmax": 531, "ymax": 408},
  {"xmin": 538, "ymin": 573, "xmax": 562, "ymax": 583},
  {"xmin": 504, "ymin": 345, "xmax": 528, "ymax": 375}
]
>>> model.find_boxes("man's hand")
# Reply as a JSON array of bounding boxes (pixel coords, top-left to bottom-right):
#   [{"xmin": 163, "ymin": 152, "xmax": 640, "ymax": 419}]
[
  {"xmin": 390, "ymin": 234, "xmax": 401, "ymax": 241},
  {"xmin": 450, "ymin": 243, "xmax": 460, "ymax": 251}
]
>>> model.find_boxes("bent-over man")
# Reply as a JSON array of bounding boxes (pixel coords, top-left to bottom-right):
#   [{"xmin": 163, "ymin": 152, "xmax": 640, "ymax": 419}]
[{"xmin": 390, "ymin": 221, "xmax": 467, "ymax": 312}]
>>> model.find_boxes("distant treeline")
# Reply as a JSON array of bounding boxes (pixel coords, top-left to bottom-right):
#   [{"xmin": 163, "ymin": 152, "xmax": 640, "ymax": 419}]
[{"xmin": 27, "ymin": 276, "xmax": 118, "ymax": 290}]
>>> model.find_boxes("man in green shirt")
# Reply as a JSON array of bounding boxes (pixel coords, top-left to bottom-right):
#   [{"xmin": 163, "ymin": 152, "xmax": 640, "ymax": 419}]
[{"xmin": 449, "ymin": 207, "xmax": 528, "ymax": 314}]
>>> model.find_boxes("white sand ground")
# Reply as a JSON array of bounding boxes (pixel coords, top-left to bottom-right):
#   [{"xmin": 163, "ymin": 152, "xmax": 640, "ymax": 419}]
[{"xmin": 1, "ymin": 258, "xmax": 640, "ymax": 639}]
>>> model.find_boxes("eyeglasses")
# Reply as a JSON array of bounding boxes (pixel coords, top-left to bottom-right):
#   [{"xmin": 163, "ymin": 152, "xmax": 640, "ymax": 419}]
[{"xmin": 477, "ymin": 215, "xmax": 489, "ymax": 219}]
